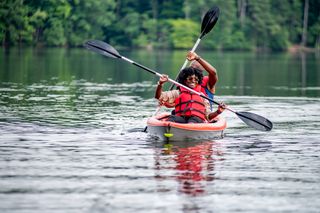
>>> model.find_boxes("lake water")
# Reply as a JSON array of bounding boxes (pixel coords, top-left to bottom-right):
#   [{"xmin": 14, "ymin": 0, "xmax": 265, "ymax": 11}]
[{"xmin": 0, "ymin": 47, "xmax": 320, "ymax": 212}]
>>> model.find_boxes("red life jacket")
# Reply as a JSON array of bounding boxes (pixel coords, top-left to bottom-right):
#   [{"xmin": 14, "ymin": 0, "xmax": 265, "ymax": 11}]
[{"xmin": 174, "ymin": 86, "xmax": 206, "ymax": 121}]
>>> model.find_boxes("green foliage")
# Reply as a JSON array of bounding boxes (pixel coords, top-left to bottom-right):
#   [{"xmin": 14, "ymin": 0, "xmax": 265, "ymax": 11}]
[
  {"xmin": 202, "ymin": 0, "xmax": 237, "ymax": 50},
  {"xmin": 66, "ymin": 0, "xmax": 116, "ymax": 46},
  {"xmin": 29, "ymin": 9, "xmax": 48, "ymax": 43},
  {"xmin": 223, "ymin": 30, "xmax": 253, "ymax": 51},
  {"xmin": 132, "ymin": 17, "xmax": 158, "ymax": 48},
  {"xmin": 167, "ymin": 19, "xmax": 198, "ymax": 49},
  {"xmin": 246, "ymin": 0, "xmax": 272, "ymax": 48},
  {"xmin": 0, "ymin": 0, "xmax": 34, "ymax": 45},
  {"xmin": 159, "ymin": 0, "xmax": 184, "ymax": 19},
  {"xmin": 309, "ymin": 18, "xmax": 320, "ymax": 48},
  {"xmin": 268, "ymin": 24, "xmax": 289, "ymax": 51},
  {"xmin": 43, "ymin": 18, "xmax": 66, "ymax": 46},
  {"xmin": 0, "ymin": 0, "xmax": 319, "ymax": 51},
  {"xmin": 271, "ymin": 0, "xmax": 302, "ymax": 43}
]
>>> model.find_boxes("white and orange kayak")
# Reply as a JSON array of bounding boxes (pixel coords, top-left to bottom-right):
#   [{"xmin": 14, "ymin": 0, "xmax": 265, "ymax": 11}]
[{"xmin": 147, "ymin": 112, "xmax": 227, "ymax": 141}]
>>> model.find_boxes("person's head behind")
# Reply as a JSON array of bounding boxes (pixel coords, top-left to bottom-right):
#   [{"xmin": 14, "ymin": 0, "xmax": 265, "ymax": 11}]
[{"xmin": 177, "ymin": 67, "xmax": 203, "ymax": 88}]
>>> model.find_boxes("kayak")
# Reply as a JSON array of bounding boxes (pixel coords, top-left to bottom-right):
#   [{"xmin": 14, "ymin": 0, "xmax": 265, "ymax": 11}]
[{"xmin": 147, "ymin": 112, "xmax": 227, "ymax": 141}]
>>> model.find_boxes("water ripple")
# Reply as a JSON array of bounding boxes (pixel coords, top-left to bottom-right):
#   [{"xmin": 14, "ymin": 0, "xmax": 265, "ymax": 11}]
[{"xmin": 1, "ymin": 82, "xmax": 320, "ymax": 212}]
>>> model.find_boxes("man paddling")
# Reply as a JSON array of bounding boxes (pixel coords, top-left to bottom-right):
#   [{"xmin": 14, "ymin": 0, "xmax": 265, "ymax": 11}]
[
  {"xmin": 155, "ymin": 52, "xmax": 225, "ymax": 123},
  {"xmin": 188, "ymin": 51, "xmax": 218, "ymax": 110}
]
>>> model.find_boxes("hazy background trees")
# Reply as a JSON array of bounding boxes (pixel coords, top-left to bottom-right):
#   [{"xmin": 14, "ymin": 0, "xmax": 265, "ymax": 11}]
[{"xmin": 0, "ymin": 0, "xmax": 319, "ymax": 51}]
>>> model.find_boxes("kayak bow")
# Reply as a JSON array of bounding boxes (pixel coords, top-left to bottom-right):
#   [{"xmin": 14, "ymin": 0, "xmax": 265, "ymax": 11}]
[{"xmin": 147, "ymin": 112, "xmax": 227, "ymax": 141}]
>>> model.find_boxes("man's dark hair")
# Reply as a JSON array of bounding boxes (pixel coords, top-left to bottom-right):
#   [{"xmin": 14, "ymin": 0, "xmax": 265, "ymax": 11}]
[{"xmin": 177, "ymin": 67, "xmax": 203, "ymax": 85}]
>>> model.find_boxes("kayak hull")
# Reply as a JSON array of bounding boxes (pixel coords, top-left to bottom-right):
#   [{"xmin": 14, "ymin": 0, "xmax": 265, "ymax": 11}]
[{"xmin": 147, "ymin": 112, "xmax": 227, "ymax": 141}]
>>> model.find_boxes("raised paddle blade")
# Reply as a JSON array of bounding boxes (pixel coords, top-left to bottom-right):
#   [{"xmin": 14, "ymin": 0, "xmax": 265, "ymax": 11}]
[
  {"xmin": 84, "ymin": 40, "xmax": 120, "ymax": 58},
  {"xmin": 168, "ymin": 6, "xmax": 220, "ymax": 91},
  {"xmin": 200, "ymin": 6, "xmax": 220, "ymax": 39},
  {"xmin": 236, "ymin": 111, "xmax": 273, "ymax": 131}
]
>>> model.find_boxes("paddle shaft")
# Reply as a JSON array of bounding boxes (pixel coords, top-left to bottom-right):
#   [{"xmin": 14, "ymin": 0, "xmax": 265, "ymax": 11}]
[
  {"xmin": 147, "ymin": 6, "xmax": 220, "ymax": 131},
  {"xmin": 87, "ymin": 41, "xmax": 221, "ymax": 107},
  {"xmin": 169, "ymin": 38, "xmax": 201, "ymax": 90},
  {"xmin": 168, "ymin": 7, "xmax": 219, "ymax": 91},
  {"xmin": 117, "ymin": 56, "xmax": 222, "ymax": 108},
  {"xmin": 121, "ymin": 54, "xmax": 247, "ymax": 118},
  {"xmin": 85, "ymin": 40, "xmax": 273, "ymax": 131}
]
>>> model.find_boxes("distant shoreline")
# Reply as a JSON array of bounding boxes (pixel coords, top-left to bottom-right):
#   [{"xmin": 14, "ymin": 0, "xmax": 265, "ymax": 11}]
[
  {"xmin": 1, "ymin": 44, "xmax": 319, "ymax": 54},
  {"xmin": 288, "ymin": 44, "xmax": 319, "ymax": 54}
]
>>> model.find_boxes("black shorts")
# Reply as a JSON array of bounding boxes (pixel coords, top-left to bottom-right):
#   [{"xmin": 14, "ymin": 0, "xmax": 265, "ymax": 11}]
[{"xmin": 167, "ymin": 115, "xmax": 204, "ymax": 123}]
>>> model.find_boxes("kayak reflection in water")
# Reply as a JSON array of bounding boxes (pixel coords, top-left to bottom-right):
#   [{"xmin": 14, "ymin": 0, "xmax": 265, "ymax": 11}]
[
  {"xmin": 154, "ymin": 141, "xmax": 223, "ymax": 196},
  {"xmin": 155, "ymin": 51, "xmax": 226, "ymax": 123}
]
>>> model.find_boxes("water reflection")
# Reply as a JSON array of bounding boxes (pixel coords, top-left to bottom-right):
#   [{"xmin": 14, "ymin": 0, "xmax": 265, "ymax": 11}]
[
  {"xmin": 154, "ymin": 140, "xmax": 223, "ymax": 196},
  {"xmin": 1, "ymin": 48, "xmax": 319, "ymax": 97},
  {"xmin": 238, "ymin": 140, "xmax": 272, "ymax": 155},
  {"xmin": 300, "ymin": 52, "xmax": 306, "ymax": 97},
  {"xmin": 1, "ymin": 48, "xmax": 320, "ymax": 212},
  {"xmin": 224, "ymin": 132, "xmax": 273, "ymax": 155}
]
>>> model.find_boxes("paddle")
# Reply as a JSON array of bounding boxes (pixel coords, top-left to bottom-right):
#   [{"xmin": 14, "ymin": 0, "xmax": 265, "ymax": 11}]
[
  {"xmin": 144, "ymin": 6, "xmax": 219, "ymax": 132},
  {"xmin": 168, "ymin": 6, "xmax": 220, "ymax": 90},
  {"xmin": 84, "ymin": 40, "xmax": 273, "ymax": 132}
]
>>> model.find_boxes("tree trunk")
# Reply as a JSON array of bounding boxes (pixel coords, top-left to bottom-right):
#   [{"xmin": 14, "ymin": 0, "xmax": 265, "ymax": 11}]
[
  {"xmin": 152, "ymin": 0, "xmax": 158, "ymax": 20},
  {"xmin": 116, "ymin": 0, "xmax": 121, "ymax": 19},
  {"xmin": 151, "ymin": 0, "xmax": 159, "ymax": 43},
  {"xmin": 237, "ymin": 0, "xmax": 247, "ymax": 28},
  {"xmin": 301, "ymin": 0, "xmax": 309, "ymax": 47},
  {"xmin": 183, "ymin": 0, "xmax": 190, "ymax": 19}
]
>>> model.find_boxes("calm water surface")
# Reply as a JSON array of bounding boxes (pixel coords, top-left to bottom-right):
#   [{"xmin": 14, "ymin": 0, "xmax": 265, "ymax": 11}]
[{"xmin": 0, "ymin": 48, "xmax": 320, "ymax": 212}]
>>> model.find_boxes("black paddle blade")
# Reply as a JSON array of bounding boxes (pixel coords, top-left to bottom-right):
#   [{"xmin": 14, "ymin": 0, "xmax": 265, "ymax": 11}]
[
  {"xmin": 84, "ymin": 40, "xmax": 120, "ymax": 58},
  {"xmin": 200, "ymin": 6, "xmax": 220, "ymax": 39},
  {"xmin": 236, "ymin": 111, "xmax": 273, "ymax": 131}
]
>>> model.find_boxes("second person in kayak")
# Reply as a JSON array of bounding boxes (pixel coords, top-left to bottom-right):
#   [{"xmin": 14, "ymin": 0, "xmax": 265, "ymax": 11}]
[
  {"xmin": 188, "ymin": 51, "xmax": 217, "ymax": 110},
  {"xmin": 155, "ymin": 52, "xmax": 225, "ymax": 123}
]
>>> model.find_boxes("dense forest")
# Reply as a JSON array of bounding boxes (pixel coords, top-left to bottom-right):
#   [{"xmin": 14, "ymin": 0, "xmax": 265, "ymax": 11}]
[{"xmin": 0, "ymin": 0, "xmax": 319, "ymax": 51}]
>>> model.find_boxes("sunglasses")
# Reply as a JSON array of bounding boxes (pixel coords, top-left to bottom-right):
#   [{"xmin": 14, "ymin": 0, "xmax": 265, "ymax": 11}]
[{"xmin": 186, "ymin": 76, "xmax": 199, "ymax": 82}]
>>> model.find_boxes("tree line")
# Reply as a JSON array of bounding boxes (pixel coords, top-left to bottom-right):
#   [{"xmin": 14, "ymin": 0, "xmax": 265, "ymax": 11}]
[{"xmin": 1, "ymin": 0, "xmax": 319, "ymax": 51}]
